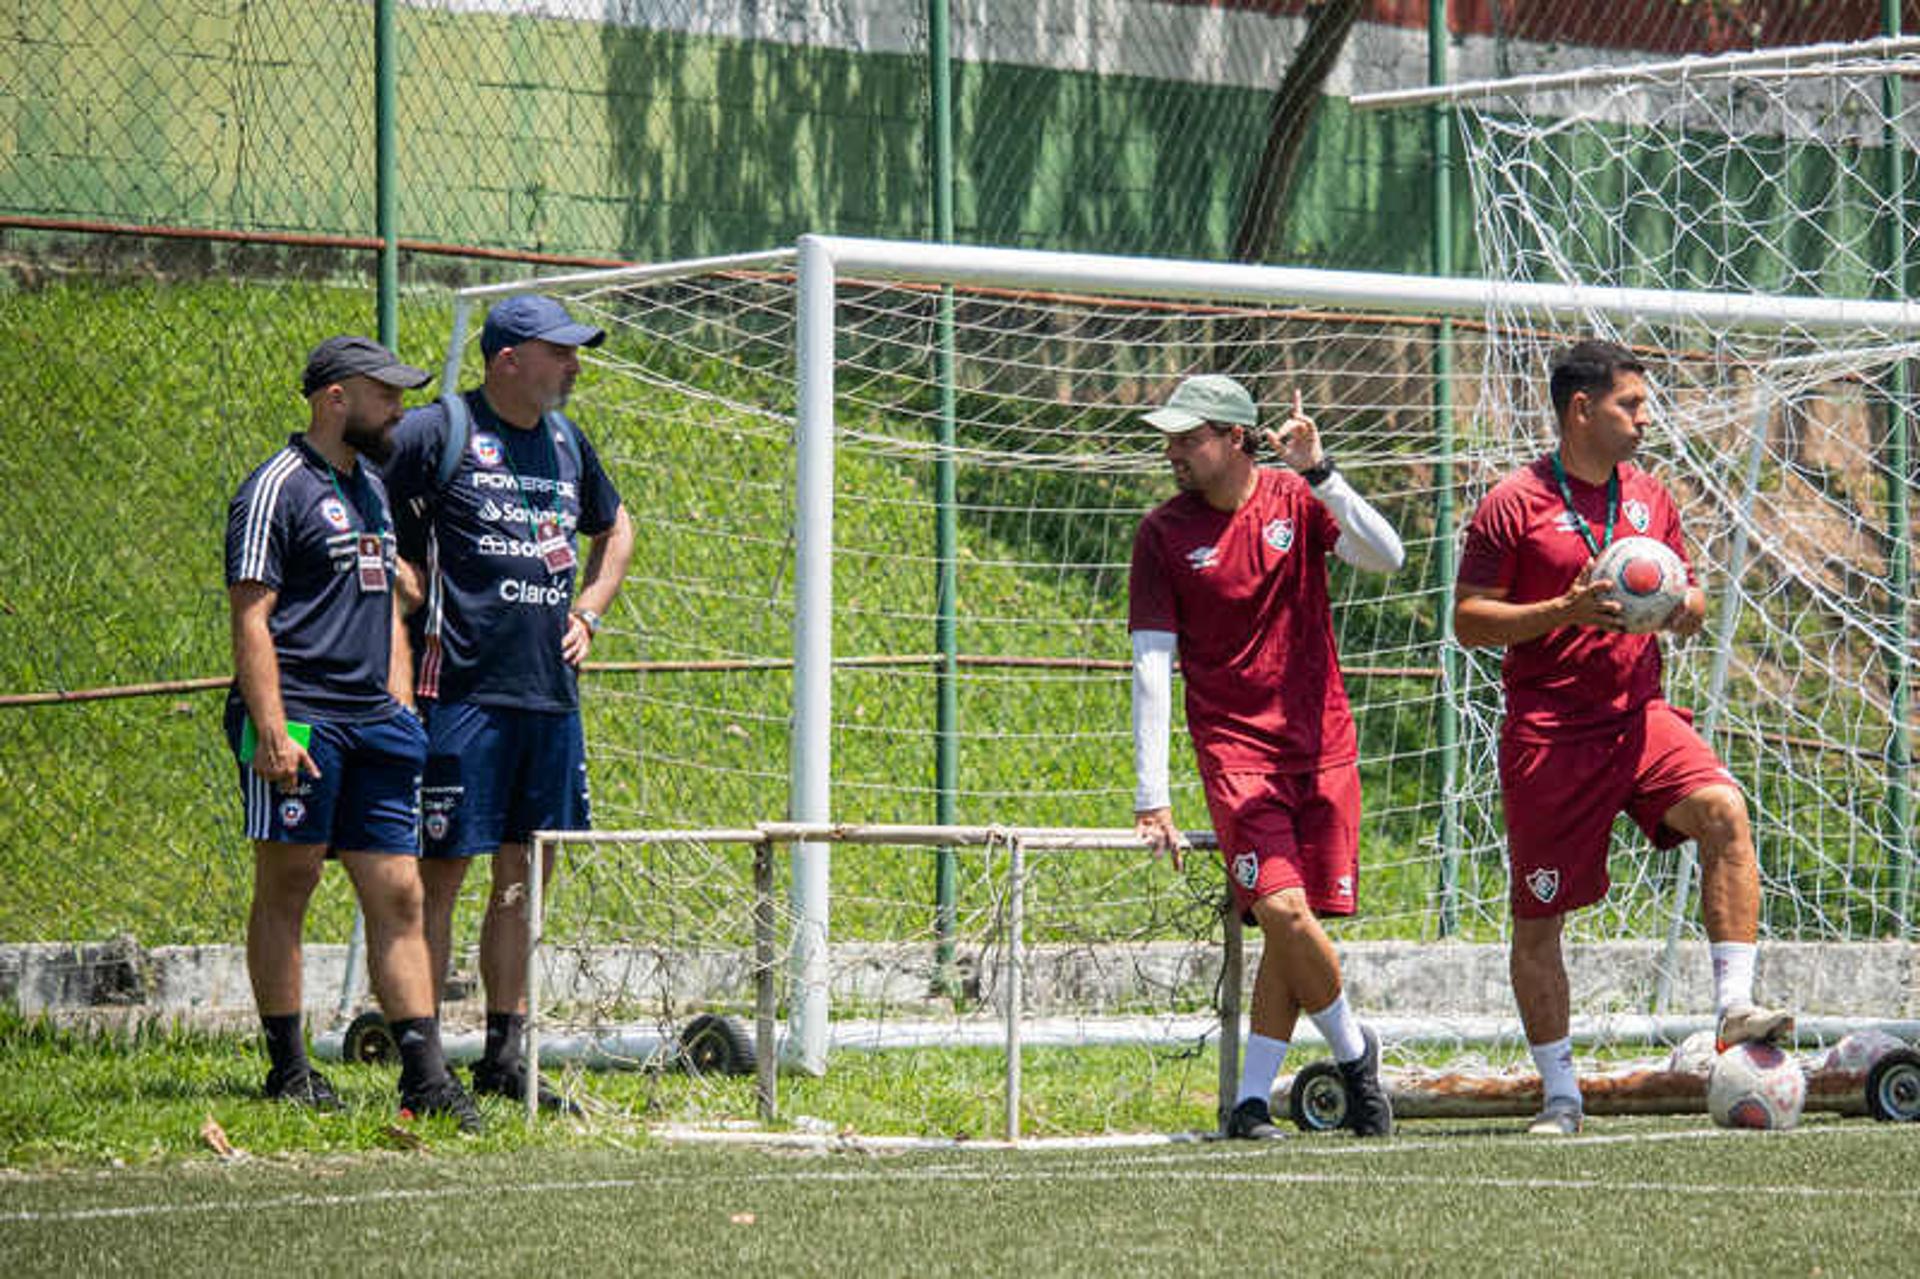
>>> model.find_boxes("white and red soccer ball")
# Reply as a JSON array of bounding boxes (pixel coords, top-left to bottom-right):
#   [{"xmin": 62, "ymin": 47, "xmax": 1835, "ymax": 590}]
[
  {"xmin": 1708, "ymin": 1040, "xmax": 1807, "ymax": 1130},
  {"xmin": 1592, "ymin": 535, "xmax": 1688, "ymax": 634}
]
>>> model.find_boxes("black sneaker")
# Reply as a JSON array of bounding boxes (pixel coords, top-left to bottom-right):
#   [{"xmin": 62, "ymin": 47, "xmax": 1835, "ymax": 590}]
[
  {"xmin": 263, "ymin": 1063, "xmax": 342, "ymax": 1112},
  {"xmin": 1336, "ymin": 1026, "xmax": 1394, "ymax": 1138},
  {"xmin": 399, "ymin": 1074, "xmax": 485, "ymax": 1134},
  {"xmin": 1225, "ymin": 1097, "xmax": 1286, "ymax": 1140},
  {"xmin": 472, "ymin": 1058, "xmax": 583, "ymax": 1116}
]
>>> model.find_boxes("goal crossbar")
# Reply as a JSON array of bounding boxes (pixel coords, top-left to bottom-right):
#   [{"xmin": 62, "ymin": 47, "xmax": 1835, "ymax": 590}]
[
  {"xmin": 1350, "ymin": 34, "xmax": 1920, "ymax": 112},
  {"xmin": 803, "ymin": 235, "xmax": 1920, "ymax": 335}
]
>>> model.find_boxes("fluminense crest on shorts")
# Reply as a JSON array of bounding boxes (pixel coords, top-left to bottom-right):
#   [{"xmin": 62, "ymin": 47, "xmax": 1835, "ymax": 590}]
[
  {"xmin": 1625, "ymin": 498, "xmax": 1651, "ymax": 531},
  {"xmin": 472, "ymin": 433, "xmax": 504, "ymax": 467},
  {"xmin": 1526, "ymin": 867, "xmax": 1560, "ymax": 903},
  {"xmin": 1232, "ymin": 850, "xmax": 1259, "ymax": 890},
  {"xmin": 1263, "ymin": 517, "xmax": 1294, "ymax": 553}
]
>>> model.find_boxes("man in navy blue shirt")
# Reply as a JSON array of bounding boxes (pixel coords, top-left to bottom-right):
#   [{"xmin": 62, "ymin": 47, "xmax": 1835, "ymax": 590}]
[
  {"xmin": 226, "ymin": 336, "xmax": 479, "ymax": 1132},
  {"xmin": 385, "ymin": 296, "xmax": 634, "ymax": 1111}
]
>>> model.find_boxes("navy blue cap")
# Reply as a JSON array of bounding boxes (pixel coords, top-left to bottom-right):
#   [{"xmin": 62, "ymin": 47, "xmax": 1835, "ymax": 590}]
[{"xmin": 480, "ymin": 294, "xmax": 607, "ymax": 358}]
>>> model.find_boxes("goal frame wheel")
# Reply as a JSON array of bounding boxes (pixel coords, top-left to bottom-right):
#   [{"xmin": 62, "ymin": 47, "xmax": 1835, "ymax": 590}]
[
  {"xmin": 678, "ymin": 1013, "xmax": 757, "ymax": 1077},
  {"xmin": 1288, "ymin": 1059, "xmax": 1351, "ymax": 1132},
  {"xmin": 342, "ymin": 1010, "xmax": 398, "ymax": 1065},
  {"xmin": 1864, "ymin": 1047, "xmax": 1920, "ymax": 1123}
]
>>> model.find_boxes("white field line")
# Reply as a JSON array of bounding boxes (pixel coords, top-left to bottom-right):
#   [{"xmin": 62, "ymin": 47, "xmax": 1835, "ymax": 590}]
[{"xmin": 1, "ymin": 1126, "xmax": 1911, "ymax": 1226}]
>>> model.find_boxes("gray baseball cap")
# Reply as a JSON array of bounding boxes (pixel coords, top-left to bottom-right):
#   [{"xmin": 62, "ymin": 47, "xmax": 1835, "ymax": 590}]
[
  {"xmin": 301, "ymin": 335, "xmax": 432, "ymax": 398},
  {"xmin": 1141, "ymin": 375, "xmax": 1258, "ymax": 433}
]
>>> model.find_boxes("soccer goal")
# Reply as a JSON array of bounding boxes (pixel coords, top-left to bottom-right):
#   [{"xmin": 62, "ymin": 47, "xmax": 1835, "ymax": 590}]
[{"xmin": 414, "ymin": 42, "xmax": 1920, "ymax": 1131}]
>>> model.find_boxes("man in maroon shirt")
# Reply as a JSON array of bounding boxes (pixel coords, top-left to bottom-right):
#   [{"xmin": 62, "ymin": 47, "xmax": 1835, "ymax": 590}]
[
  {"xmin": 1454, "ymin": 340, "xmax": 1793, "ymax": 1136},
  {"xmin": 1131, "ymin": 374, "xmax": 1404, "ymax": 1140}
]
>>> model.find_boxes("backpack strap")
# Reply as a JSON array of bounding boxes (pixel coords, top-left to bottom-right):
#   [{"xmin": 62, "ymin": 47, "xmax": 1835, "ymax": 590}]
[{"xmin": 436, "ymin": 392, "xmax": 472, "ymax": 493}]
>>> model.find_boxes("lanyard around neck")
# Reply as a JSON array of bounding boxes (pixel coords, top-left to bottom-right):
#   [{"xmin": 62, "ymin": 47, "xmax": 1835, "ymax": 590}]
[
  {"xmin": 498, "ymin": 420, "xmax": 563, "ymax": 532},
  {"xmin": 325, "ymin": 463, "xmax": 384, "ymax": 535},
  {"xmin": 1550, "ymin": 452, "xmax": 1617, "ymax": 558}
]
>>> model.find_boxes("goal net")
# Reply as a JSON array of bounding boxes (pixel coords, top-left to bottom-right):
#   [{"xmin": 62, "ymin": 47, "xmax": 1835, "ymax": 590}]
[
  {"xmin": 431, "ymin": 97, "xmax": 1920, "ymax": 1125},
  {"xmin": 1400, "ymin": 37, "xmax": 1920, "ymax": 960}
]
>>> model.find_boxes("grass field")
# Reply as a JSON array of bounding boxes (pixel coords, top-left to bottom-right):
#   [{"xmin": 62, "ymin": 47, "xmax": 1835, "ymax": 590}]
[
  {"xmin": 4, "ymin": 1016, "xmax": 1918, "ymax": 1275},
  {"xmin": 4, "ymin": 1118, "xmax": 1916, "ymax": 1275}
]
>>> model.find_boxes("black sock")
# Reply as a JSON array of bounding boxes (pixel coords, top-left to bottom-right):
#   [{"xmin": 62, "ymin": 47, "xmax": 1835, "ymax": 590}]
[
  {"xmin": 484, "ymin": 1012, "xmax": 525, "ymax": 1073},
  {"xmin": 389, "ymin": 1016, "xmax": 450, "ymax": 1093},
  {"xmin": 261, "ymin": 1013, "xmax": 306, "ymax": 1075}
]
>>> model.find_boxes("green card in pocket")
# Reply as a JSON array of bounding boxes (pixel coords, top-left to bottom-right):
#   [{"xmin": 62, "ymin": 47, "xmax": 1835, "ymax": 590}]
[{"xmin": 239, "ymin": 718, "xmax": 312, "ymax": 765}]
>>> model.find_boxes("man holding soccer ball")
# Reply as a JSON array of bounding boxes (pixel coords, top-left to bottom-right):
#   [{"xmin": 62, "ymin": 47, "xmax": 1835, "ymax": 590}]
[
  {"xmin": 1131, "ymin": 375, "xmax": 1404, "ymax": 1140},
  {"xmin": 1453, "ymin": 339, "xmax": 1793, "ymax": 1136}
]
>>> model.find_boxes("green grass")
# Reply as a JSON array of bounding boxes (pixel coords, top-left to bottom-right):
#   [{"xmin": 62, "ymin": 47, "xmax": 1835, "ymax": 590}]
[{"xmin": 3, "ymin": 1084, "xmax": 1916, "ymax": 1276}]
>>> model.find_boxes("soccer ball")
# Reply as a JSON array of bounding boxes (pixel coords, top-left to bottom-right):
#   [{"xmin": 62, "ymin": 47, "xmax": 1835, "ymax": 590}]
[
  {"xmin": 1591, "ymin": 535, "xmax": 1688, "ymax": 634},
  {"xmin": 1666, "ymin": 1029, "xmax": 1718, "ymax": 1076},
  {"xmin": 1818, "ymin": 1028, "xmax": 1907, "ymax": 1076},
  {"xmin": 1707, "ymin": 1040, "xmax": 1807, "ymax": 1130}
]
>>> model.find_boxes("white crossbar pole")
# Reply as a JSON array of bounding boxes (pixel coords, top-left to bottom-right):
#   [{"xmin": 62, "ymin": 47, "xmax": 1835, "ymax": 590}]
[
  {"xmin": 811, "ymin": 236, "xmax": 1920, "ymax": 335},
  {"xmin": 1351, "ymin": 35, "xmax": 1920, "ymax": 112}
]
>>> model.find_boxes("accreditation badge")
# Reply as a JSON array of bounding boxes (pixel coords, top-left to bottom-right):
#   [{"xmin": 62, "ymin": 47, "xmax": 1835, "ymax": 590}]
[
  {"xmin": 535, "ymin": 516, "xmax": 576, "ymax": 573},
  {"xmin": 356, "ymin": 533, "xmax": 389, "ymax": 592}
]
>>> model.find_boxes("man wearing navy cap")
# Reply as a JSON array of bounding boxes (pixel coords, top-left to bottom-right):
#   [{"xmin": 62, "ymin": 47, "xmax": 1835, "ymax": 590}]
[
  {"xmin": 383, "ymin": 295, "xmax": 634, "ymax": 1113},
  {"xmin": 226, "ymin": 335, "xmax": 480, "ymax": 1131}
]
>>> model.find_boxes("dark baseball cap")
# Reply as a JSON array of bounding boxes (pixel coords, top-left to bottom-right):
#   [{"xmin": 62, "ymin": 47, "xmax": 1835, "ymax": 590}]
[
  {"xmin": 480, "ymin": 294, "xmax": 607, "ymax": 358},
  {"xmin": 301, "ymin": 335, "xmax": 433, "ymax": 398}
]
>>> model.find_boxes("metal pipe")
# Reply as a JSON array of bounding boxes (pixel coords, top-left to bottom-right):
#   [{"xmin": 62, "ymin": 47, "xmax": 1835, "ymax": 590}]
[{"xmin": 375, "ymin": 0, "xmax": 398, "ymax": 348}]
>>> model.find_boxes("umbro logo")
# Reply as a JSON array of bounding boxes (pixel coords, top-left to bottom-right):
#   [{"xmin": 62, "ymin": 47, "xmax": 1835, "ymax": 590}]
[{"xmin": 1186, "ymin": 545, "xmax": 1219, "ymax": 571}]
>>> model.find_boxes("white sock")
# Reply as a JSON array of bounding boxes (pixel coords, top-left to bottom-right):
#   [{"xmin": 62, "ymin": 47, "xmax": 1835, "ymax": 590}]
[
  {"xmin": 1530, "ymin": 1036, "xmax": 1580, "ymax": 1106},
  {"xmin": 1307, "ymin": 991, "xmax": 1367, "ymax": 1064},
  {"xmin": 1710, "ymin": 942, "xmax": 1757, "ymax": 1014},
  {"xmin": 1237, "ymin": 1033, "xmax": 1290, "ymax": 1106}
]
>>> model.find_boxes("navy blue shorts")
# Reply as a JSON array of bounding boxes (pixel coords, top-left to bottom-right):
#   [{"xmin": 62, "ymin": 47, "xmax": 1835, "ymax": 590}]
[
  {"xmin": 227, "ymin": 703, "xmax": 427, "ymax": 855},
  {"xmin": 419, "ymin": 701, "xmax": 590, "ymax": 858}
]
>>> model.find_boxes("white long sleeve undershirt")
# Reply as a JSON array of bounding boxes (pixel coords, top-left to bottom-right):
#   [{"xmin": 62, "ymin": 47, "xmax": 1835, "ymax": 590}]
[
  {"xmin": 1314, "ymin": 468, "xmax": 1404, "ymax": 573},
  {"xmin": 1131, "ymin": 630, "xmax": 1175, "ymax": 813}
]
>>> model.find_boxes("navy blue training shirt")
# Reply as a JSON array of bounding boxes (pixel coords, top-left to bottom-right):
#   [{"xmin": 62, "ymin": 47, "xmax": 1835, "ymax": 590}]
[
  {"xmin": 225, "ymin": 435, "xmax": 401, "ymax": 723},
  {"xmin": 383, "ymin": 388, "xmax": 621, "ymax": 713}
]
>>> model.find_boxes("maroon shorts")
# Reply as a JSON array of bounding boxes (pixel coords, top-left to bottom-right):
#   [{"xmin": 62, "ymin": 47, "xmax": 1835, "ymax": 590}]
[
  {"xmin": 1499, "ymin": 700, "xmax": 1738, "ymax": 918},
  {"xmin": 1201, "ymin": 761, "xmax": 1361, "ymax": 920}
]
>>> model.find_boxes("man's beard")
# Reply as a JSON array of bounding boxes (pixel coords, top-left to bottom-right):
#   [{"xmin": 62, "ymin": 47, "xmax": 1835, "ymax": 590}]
[{"xmin": 344, "ymin": 416, "xmax": 395, "ymax": 464}]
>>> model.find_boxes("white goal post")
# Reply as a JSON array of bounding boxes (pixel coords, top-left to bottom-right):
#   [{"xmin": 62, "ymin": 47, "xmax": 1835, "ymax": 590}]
[{"xmin": 780, "ymin": 235, "xmax": 1920, "ymax": 1072}]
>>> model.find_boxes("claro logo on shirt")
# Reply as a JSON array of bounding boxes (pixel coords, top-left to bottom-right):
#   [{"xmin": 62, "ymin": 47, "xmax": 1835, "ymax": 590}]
[{"xmin": 498, "ymin": 578, "xmax": 569, "ymax": 607}]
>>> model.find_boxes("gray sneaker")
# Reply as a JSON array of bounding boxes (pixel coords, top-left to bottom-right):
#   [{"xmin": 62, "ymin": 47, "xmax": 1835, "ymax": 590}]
[
  {"xmin": 1716, "ymin": 1002, "xmax": 1794, "ymax": 1052},
  {"xmin": 1527, "ymin": 1093, "xmax": 1584, "ymax": 1136}
]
